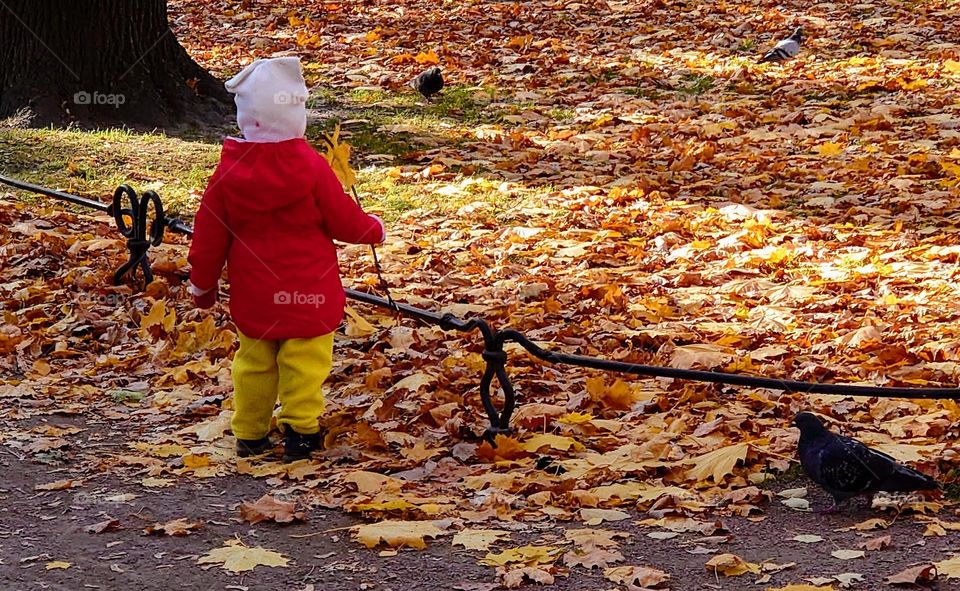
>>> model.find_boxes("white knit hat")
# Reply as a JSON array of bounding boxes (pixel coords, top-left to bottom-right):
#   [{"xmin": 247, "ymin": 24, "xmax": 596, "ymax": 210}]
[{"xmin": 225, "ymin": 57, "xmax": 308, "ymax": 143}]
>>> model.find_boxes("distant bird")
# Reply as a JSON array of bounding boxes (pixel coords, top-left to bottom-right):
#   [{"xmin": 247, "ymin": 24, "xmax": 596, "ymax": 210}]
[
  {"xmin": 758, "ymin": 27, "xmax": 803, "ymax": 63},
  {"xmin": 794, "ymin": 412, "xmax": 938, "ymax": 511},
  {"xmin": 410, "ymin": 67, "xmax": 444, "ymax": 101}
]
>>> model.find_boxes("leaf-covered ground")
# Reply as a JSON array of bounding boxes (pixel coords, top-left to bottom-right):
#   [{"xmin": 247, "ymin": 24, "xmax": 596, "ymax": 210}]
[{"xmin": 3, "ymin": 0, "xmax": 960, "ymax": 589}]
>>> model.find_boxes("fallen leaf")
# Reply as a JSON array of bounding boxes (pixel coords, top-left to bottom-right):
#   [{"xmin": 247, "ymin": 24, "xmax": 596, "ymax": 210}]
[
  {"xmin": 521, "ymin": 433, "xmax": 583, "ymax": 453},
  {"xmin": 782, "ymin": 497, "xmax": 811, "ymax": 511},
  {"xmin": 44, "ymin": 561, "xmax": 71, "ymax": 570},
  {"xmin": 860, "ymin": 535, "xmax": 891, "ymax": 551},
  {"xmin": 239, "ymin": 494, "xmax": 305, "ymax": 525},
  {"xmin": 830, "ymin": 549, "xmax": 865, "ymax": 560},
  {"xmin": 452, "ymin": 529, "xmax": 510, "ymax": 551},
  {"xmin": 85, "ymin": 519, "xmax": 121, "ymax": 534},
  {"xmin": 885, "ymin": 563, "xmax": 937, "ymax": 585},
  {"xmin": 934, "ymin": 555, "xmax": 960, "ymax": 578},
  {"xmin": 705, "ymin": 553, "xmax": 761, "ymax": 577},
  {"xmin": 563, "ymin": 546, "xmax": 624, "ymax": 569},
  {"xmin": 684, "ymin": 443, "xmax": 750, "ymax": 483},
  {"xmin": 353, "ymin": 520, "xmax": 445, "ymax": 549},
  {"xmin": 815, "ymin": 141, "xmax": 845, "ymax": 157},
  {"xmin": 480, "ymin": 545, "xmax": 561, "ymax": 567},
  {"xmin": 580, "ymin": 508, "xmax": 630, "ymax": 526},
  {"xmin": 197, "ymin": 539, "xmax": 288, "ymax": 573},
  {"xmin": 144, "ymin": 518, "xmax": 203, "ymax": 537},
  {"xmin": 35, "ymin": 479, "xmax": 83, "ymax": 491},
  {"xmin": 604, "ymin": 565, "xmax": 670, "ymax": 588},
  {"xmin": 501, "ymin": 566, "xmax": 554, "ymax": 588}
]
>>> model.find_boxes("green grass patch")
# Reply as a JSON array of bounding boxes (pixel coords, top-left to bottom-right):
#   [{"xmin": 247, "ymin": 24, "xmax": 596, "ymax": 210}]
[
  {"xmin": 0, "ymin": 84, "xmax": 522, "ymax": 225},
  {"xmin": 110, "ymin": 389, "xmax": 146, "ymax": 404},
  {"xmin": 546, "ymin": 107, "xmax": 576, "ymax": 122},
  {"xmin": 307, "ymin": 84, "xmax": 499, "ymax": 161},
  {"xmin": 678, "ymin": 73, "xmax": 715, "ymax": 96},
  {"xmin": 0, "ymin": 126, "xmax": 219, "ymax": 215}
]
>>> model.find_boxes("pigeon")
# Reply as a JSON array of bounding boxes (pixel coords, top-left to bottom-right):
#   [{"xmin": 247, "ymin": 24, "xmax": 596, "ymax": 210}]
[
  {"xmin": 758, "ymin": 27, "xmax": 803, "ymax": 63},
  {"xmin": 410, "ymin": 66, "xmax": 444, "ymax": 101},
  {"xmin": 794, "ymin": 412, "xmax": 938, "ymax": 511}
]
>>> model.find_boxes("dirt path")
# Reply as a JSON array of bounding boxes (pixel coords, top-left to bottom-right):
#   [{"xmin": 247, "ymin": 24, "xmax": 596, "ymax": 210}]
[{"xmin": 1, "ymin": 417, "xmax": 952, "ymax": 591}]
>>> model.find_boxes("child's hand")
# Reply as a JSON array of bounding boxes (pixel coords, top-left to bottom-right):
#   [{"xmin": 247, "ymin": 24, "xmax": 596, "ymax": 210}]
[
  {"xmin": 370, "ymin": 215, "xmax": 386, "ymax": 244},
  {"xmin": 193, "ymin": 290, "xmax": 217, "ymax": 309},
  {"xmin": 189, "ymin": 281, "xmax": 217, "ymax": 309}
]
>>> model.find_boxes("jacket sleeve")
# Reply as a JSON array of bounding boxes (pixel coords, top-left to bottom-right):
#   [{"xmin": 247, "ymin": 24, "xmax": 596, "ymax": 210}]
[
  {"xmin": 188, "ymin": 175, "xmax": 232, "ymax": 293},
  {"xmin": 316, "ymin": 158, "xmax": 385, "ymax": 245}
]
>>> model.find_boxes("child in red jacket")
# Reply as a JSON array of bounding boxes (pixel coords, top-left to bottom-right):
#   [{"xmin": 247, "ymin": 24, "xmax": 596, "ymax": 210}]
[{"xmin": 188, "ymin": 57, "xmax": 384, "ymax": 461}]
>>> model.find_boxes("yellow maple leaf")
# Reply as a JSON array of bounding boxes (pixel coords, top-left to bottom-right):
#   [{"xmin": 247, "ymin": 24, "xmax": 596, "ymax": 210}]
[
  {"xmin": 414, "ymin": 50, "xmax": 440, "ymax": 65},
  {"xmin": 684, "ymin": 442, "xmax": 750, "ymax": 483},
  {"xmin": 522, "ymin": 433, "xmax": 584, "ymax": 453},
  {"xmin": 480, "ymin": 545, "xmax": 562, "ymax": 567},
  {"xmin": 196, "ymin": 540, "xmax": 288, "ymax": 573},
  {"xmin": 353, "ymin": 520, "xmax": 445, "ymax": 549},
  {"xmin": 815, "ymin": 141, "xmax": 844, "ymax": 157},
  {"xmin": 45, "ymin": 561, "xmax": 71, "ymax": 570},
  {"xmin": 141, "ymin": 299, "xmax": 176, "ymax": 332},
  {"xmin": 941, "ymin": 161, "xmax": 960, "ymax": 177},
  {"xmin": 935, "ymin": 555, "xmax": 960, "ymax": 579},
  {"xmin": 343, "ymin": 306, "xmax": 376, "ymax": 337},
  {"xmin": 705, "ymin": 553, "xmax": 761, "ymax": 577},
  {"xmin": 558, "ymin": 412, "xmax": 595, "ymax": 425},
  {"xmin": 349, "ymin": 499, "xmax": 420, "ymax": 514},
  {"xmin": 452, "ymin": 528, "xmax": 511, "ymax": 551},
  {"xmin": 321, "ymin": 124, "xmax": 357, "ymax": 190},
  {"xmin": 945, "ymin": 59, "xmax": 960, "ymax": 74}
]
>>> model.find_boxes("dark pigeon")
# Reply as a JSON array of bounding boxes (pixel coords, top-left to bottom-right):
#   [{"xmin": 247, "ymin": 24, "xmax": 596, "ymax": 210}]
[
  {"xmin": 410, "ymin": 66, "xmax": 444, "ymax": 101},
  {"xmin": 759, "ymin": 27, "xmax": 803, "ymax": 63},
  {"xmin": 794, "ymin": 412, "xmax": 938, "ymax": 511}
]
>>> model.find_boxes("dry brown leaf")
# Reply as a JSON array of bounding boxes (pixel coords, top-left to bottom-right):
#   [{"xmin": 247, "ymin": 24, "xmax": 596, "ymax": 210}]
[
  {"xmin": 84, "ymin": 519, "xmax": 121, "ymax": 534},
  {"xmin": 885, "ymin": 563, "xmax": 937, "ymax": 585},
  {"xmin": 604, "ymin": 565, "xmax": 670, "ymax": 588},
  {"xmin": 239, "ymin": 494, "xmax": 305, "ymax": 525},
  {"xmin": 143, "ymin": 518, "xmax": 203, "ymax": 537}
]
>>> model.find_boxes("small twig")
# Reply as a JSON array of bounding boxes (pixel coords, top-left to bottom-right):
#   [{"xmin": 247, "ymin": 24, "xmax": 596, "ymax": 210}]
[{"xmin": 289, "ymin": 525, "xmax": 354, "ymax": 538}]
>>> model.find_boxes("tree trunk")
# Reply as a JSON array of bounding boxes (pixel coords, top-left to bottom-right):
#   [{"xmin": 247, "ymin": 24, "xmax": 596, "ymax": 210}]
[{"xmin": 0, "ymin": 0, "xmax": 231, "ymax": 127}]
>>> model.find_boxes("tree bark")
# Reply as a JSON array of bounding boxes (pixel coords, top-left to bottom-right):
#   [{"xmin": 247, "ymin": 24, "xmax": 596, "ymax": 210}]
[{"xmin": 0, "ymin": 0, "xmax": 231, "ymax": 127}]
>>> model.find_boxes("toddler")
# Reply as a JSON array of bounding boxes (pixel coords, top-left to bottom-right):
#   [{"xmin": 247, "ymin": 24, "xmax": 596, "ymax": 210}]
[{"xmin": 188, "ymin": 57, "xmax": 384, "ymax": 461}]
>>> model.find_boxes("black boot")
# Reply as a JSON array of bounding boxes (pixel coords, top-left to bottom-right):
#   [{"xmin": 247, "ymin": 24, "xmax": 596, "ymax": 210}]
[
  {"xmin": 282, "ymin": 428, "xmax": 320, "ymax": 462},
  {"xmin": 236, "ymin": 436, "xmax": 273, "ymax": 458}
]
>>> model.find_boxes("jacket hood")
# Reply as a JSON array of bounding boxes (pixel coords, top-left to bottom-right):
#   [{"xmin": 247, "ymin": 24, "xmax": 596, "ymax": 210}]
[{"xmin": 215, "ymin": 137, "xmax": 319, "ymax": 211}]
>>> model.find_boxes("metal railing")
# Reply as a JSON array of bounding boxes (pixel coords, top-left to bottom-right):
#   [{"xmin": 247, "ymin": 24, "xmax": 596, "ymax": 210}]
[{"xmin": 3, "ymin": 175, "xmax": 959, "ymax": 442}]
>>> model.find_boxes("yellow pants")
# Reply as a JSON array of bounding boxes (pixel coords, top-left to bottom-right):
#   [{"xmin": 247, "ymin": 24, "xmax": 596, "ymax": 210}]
[{"xmin": 231, "ymin": 330, "xmax": 334, "ymax": 440}]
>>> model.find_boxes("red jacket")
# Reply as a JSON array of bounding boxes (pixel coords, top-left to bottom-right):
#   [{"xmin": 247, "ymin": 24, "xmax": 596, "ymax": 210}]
[{"xmin": 188, "ymin": 138, "xmax": 384, "ymax": 339}]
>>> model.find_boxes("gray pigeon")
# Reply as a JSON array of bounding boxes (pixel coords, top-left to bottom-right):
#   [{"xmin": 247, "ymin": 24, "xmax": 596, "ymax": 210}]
[
  {"xmin": 410, "ymin": 67, "xmax": 444, "ymax": 101},
  {"xmin": 794, "ymin": 412, "xmax": 938, "ymax": 511},
  {"xmin": 759, "ymin": 27, "xmax": 803, "ymax": 63}
]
